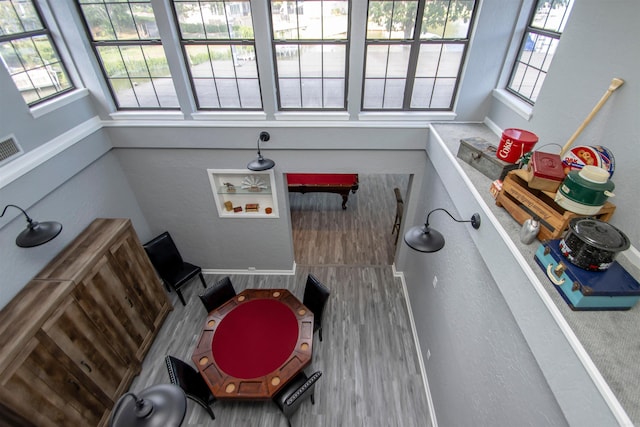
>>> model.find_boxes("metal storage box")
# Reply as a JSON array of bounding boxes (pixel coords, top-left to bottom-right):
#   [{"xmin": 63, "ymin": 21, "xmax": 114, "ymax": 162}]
[
  {"xmin": 456, "ymin": 137, "xmax": 519, "ymax": 181},
  {"xmin": 534, "ymin": 240, "xmax": 640, "ymax": 310}
]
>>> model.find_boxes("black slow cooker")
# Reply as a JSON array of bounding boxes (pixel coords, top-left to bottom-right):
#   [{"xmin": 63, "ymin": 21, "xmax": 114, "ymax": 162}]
[{"xmin": 559, "ymin": 218, "xmax": 630, "ymax": 271}]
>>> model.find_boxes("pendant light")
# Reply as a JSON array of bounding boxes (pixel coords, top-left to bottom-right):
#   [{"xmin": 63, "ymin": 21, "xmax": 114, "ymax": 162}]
[
  {"xmin": 247, "ymin": 131, "xmax": 275, "ymax": 171},
  {"xmin": 1, "ymin": 204, "xmax": 63, "ymax": 248},
  {"xmin": 404, "ymin": 208, "xmax": 481, "ymax": 253},
  {"xmin": 108, "ymin": 384, "xmax": 187, "ymax": 427}
]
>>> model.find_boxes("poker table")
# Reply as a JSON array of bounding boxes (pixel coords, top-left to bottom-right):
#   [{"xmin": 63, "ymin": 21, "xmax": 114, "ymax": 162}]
[
  {"xmin": 191, "ymin": 289, "xmax": 314, "ymax": 400},
  {"xmin": 286, "ymin": 173, "xmax": 359, "ymax": 209}
]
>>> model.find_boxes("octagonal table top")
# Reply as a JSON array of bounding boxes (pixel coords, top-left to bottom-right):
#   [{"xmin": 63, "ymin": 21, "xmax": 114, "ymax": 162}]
[{"xmin": 191, "ymin": 288, "xmax": 314, "ymax": 400}]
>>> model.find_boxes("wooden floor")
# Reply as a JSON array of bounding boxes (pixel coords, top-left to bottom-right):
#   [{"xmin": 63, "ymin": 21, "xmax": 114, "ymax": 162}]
[
  {"xmin": 130, "ymin": 174, "xmax": 432, "ymax": 427},
  {"xmin": 290, "ymin": 173, "xmax": 409, "ymax": 266}
]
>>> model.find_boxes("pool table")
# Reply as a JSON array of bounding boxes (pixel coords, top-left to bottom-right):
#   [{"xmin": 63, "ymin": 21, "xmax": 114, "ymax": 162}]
[{"xmin": 286, "ymin": 173, "xmax": 359, "ymax": 209}]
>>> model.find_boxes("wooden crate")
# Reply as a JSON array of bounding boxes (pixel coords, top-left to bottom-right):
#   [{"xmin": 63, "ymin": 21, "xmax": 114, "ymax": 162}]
[{"xmin": 495, "ymin": 170, "xmax": 616, "ymax": 241}]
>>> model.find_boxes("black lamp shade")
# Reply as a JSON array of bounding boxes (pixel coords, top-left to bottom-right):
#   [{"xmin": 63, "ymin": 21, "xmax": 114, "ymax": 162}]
[
  {"xmin": 404, "ymin": 225, "xmax": 446, "ymax": 253},
  {"xmin": 247, "ymin": 155, "xmax": 275, "ymax": 171},
  {"xmin": 404, "ymin": 210, "xmax": 481, "ymax": 253},
  {"xmin": 247, "ymin": 131, "xmax": 275, "ymax": 171},
  {"xmin": 16, "ymin": 220, "xmax": 62, "ymax": 248},
  {"xmin": 109, "ymin": 384, "xmax": 187, "ymax": 427},
  {"xmin": 1, "ymin": 204, "xmax": 63, "ymax": 248}
]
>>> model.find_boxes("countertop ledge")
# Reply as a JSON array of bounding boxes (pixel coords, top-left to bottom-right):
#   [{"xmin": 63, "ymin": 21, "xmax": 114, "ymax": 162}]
[{"xmin": 430, "ymin": 122, "xmax": 638, "ymax": 427}]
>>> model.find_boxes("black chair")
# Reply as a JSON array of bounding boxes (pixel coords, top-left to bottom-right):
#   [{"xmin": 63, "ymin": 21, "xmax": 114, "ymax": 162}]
[
  {"xmin": 272, "ymin": 371, "xmax": 322, "ymax": 427},
  {"xmin": 143, "ymin": 231, "xmax": 206, "ymax": 306},
  {"xmin": 165, "ymin": 355, "xmax": 216, "ymax": 420},
  {"xmin": 391, "ymin": 187, "xmax": 404, "ymax": 245},
  {"xmin": 198, "ymin": 276, "xmax": 237, "ymax": 313},
  {"xmin": 303, "ymin": 274, "xmax": 331, "ymax": 342}
]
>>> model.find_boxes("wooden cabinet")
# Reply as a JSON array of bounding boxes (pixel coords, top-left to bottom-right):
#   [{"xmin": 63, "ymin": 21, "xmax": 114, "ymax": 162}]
[{"xmin": 0, "ymin": 218, "xmax": 171, "ymax": 427}]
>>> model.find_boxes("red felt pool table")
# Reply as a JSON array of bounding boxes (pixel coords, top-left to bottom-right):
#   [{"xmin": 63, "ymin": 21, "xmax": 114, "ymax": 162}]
[{"xmin": 286, "ymin": 173, "xmax": 359, "ymax": 209}]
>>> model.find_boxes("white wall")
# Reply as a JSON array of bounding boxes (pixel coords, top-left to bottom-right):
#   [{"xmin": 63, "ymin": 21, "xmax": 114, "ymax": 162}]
[
  {"xmin": 0, "ymin": 56, "xmax": 154, "ymax": 308},
  {"xmin": 400, "ymin": 156, "xmax": 572, "ymax": 426},
  {"xmin": 0, "ymin": 149, "xmax": 152, "ymax": 308},
  {"xmin": 109, "ymin": 125, "xmax": 429, "ymax": 270}
]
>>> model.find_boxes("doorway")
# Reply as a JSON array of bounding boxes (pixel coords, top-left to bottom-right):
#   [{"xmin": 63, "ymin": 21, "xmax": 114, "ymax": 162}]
[{"xmin": 288, "ymin": 173, "xmax": 409, "ymax": 266}]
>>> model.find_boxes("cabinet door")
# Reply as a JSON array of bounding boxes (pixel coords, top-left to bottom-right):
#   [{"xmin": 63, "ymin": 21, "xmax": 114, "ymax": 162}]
[
  {"xmin": 108, "ymin": 228, "xmax": 170, "ymax": 332},
  {"xmin": 0, "ymin": 334, "xmax": 109, "ymax": 427},
  {"xmin": 42, "ymin": 297, "xmax": 130, "ymax": 400},
  {"xmin": 73, "ymin": 253, "xmax": 151, "ymax": 365}
]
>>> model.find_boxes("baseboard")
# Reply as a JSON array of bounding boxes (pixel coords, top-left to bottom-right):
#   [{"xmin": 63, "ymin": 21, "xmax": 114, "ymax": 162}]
[
  {"xmin": 393, "ymin": 265, "xmax": 438, "ymax": 427},
  {"xmin": 202, "ymin": 262, "xmax": 296, "ymax": 276}
]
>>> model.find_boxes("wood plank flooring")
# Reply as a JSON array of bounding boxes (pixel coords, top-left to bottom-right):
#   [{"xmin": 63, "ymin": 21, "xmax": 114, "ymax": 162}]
[
  {"xmin": 129, "ymin": 174, "xmax": 431, "ymax": 427},
  {"xmin": 290, "ymin": 174, "xmax": 409, "ymax": 266}
]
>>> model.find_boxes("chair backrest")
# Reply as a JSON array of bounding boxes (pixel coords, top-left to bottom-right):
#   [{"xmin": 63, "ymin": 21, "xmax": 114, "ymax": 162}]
[
  {"xmin": 394, "ymin": 187, "xmax": 403, "ymax": 204},
  {"xmin": 282, "ymin": 371, "xmax": 322, "ymax": 417},
  {"xmin": 303, "ymin": 274, "xmax": 330, "ymax": 325},
  {"xmin": 199, "ymin": 276, "xmax": 237, "ymax": 313},
  {"xmin": 165, "ymin": 355, "xmax": 215, "ymax": 406},
  {"xmin": 395, "ymin": 199, "xmax": 404, "ymax": 219},
  {"xmin": 143, "ymin": 232, "xmax": 184, "ymax": 279}
]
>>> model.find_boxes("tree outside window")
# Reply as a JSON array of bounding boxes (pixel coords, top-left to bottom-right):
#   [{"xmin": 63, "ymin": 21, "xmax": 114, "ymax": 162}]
[{"xmin": 364, "ymin": 0, "xmax": 476, "ymax": 111}]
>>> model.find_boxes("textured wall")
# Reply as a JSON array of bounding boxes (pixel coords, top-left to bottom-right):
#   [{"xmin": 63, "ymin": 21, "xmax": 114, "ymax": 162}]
[
  {"xmin": 401, "ymin": 161, "xmax": 569, "ymax": 426},
  {"xmin": 111, "ymin": 125, "xmax": 429, "ymax": 271},
  {"xmin": 0, "ymin": 151, "xmax": 151, "ymax": 308}
]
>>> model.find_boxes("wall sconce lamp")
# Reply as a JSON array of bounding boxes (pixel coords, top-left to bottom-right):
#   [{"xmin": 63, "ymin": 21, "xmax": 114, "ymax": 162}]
[
  {"xmin": 247, "ymin": 131, "xmax": 275, "ymax": 171},
  {"xmin": 1, "ymin": 204, "xmax": 63, "ymax": 248},
  {"xmin": 404, "ymin": 208, "xmax": 481, "ymax": 253},
  {"xmin": 109, "ymin": 384, "xmax": 186, "ymax": 427}
]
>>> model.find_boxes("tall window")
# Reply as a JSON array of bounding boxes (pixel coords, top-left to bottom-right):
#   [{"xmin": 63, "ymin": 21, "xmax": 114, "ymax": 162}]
[
  {"xmin": 77, "ymin": 0, "xmax": 179, "ymax": 109},
  {"xmin": 364, "ymin": 0, "xmax": 476, "ymax": 110},
  {"xmin": 507, "ymin": 0, "xmax": 573, "ymax": 104},
  {"xmin": 172, "ymin": 0, "xmax": 261, "ymax": 109},
  {"xmin": 0, "ymin": 0, "xmax": 74, "ymax": 105},
  {"xmin": 270, "ymin": 0, "xmax": 349, "ymax": 110}
]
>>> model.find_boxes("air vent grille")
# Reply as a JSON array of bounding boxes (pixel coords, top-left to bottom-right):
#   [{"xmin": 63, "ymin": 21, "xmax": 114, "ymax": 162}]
[{"xmin": 0, "ymin": 135, "xmax": 22, "ymax": 165}]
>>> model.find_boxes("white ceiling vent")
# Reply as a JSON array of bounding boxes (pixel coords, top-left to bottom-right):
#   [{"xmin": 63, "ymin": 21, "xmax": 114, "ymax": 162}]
[{"xmin": 0, "ymin": 135, "xmax": 23, "ymax": 167}]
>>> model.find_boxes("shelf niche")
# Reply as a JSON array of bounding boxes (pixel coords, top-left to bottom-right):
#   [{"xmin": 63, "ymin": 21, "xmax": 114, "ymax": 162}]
[{"xmin": 208, "ymin": 168, "xmax": 279, "ymax": 218}]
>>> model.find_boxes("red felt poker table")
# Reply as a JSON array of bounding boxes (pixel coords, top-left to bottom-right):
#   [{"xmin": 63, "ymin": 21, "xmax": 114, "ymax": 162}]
[
  {"xmin": 191, "ymin": 289, "xmax": 314, "ymax": 400},
  {"xmin": 286, "ymin": 173, "xmax": 359, "ymax": 209}
]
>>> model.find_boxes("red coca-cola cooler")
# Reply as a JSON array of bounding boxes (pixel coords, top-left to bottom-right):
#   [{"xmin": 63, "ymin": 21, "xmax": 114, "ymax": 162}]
[{"xmin": 496, "ymin": 128, "xmax": 538, "ymax": 163}]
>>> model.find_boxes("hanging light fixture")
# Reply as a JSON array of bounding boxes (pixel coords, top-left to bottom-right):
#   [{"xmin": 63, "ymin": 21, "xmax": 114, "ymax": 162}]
[
  {"xmin": 247, "ymin": 131, "xmax": 275, "ymax": 171},
  {"xmin": 404, "ymin": 208, "xmax": 481, "ymax": 253},
  {"xmin": 1, "ymin": 204, "xmax": 63, "ymax": 248},
  {"xmin": 108, "ymin": 384, "xmax": 187, "ymax": 427}
]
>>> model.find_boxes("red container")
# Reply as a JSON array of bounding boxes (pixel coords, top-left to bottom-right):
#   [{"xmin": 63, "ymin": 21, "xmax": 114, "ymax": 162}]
[
  {"xmin": 496, "ymin": 128, "xmax": 538, "ymax": 163},
  {"xmin": 527, "ymin": 151, "xmax": 565, "ymax": 192}
]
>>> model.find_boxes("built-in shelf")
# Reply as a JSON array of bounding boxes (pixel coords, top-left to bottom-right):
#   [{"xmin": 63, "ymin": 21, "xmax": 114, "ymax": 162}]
[{"xmin": 208, "ymin": 169, "xmax": 278, "ymax": 218}]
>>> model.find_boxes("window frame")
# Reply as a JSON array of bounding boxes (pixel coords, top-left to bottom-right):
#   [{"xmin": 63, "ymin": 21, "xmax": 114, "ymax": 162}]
[
  {"xmin": 75, "ymin": 0, "xmax": 180, "ymax": 111},
  {"xmin": 170, "ymin": 0, "xmax": 263, "ymax": 111},
  {"xmin": 268, "ymin": 0, "xmax": 351, "ymax": 111},
  {"xmin": 506, "ymin": 0, "xmax": 573, "ymax": 105},
  {"xmin": 362, "ymin": 0, "xmax": 477, "ymax": 112},
  {"xmin": 0, "ymin": 0, "xmax": 75, "ymax": 106}
]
